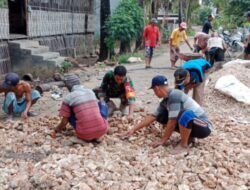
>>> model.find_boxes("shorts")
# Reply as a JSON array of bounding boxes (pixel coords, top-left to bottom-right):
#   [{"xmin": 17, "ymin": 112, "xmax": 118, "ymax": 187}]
[
  {"xmin": 244, "ymin": 43, "xmax": 250, "ymax": 54},
  {"xmin": 93, "ymin": 87, "xmax": 129, "ymax": 106},
  {"xmin": 178, "ymin": 110, "xmax": 212, "ymax": 138},
  {"xmin": 2, "ymin": 90, "xmax": 41, "ymax": 114},
  {"xmin": 208, "ymin": 47, "xmax": 224, "ymax": 66},
  {"xmin": 170, "ymin": 46, "xmax": 180, "ymax": 62},
  {"xmin": 145, "ymin": 46, "xmax": 154, "ymax": 58}
]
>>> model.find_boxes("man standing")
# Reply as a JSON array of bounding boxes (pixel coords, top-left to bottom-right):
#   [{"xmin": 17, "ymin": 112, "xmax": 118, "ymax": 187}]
[
  {"xmin": 94, "ymin": 65, "xmax": 135, "ymax": 120},
  {"xmin": 122, "ymin": 76, "xmax": 212, "ymax": 154},
  {"xmin": 1, "ymin": 72, "xmax": 41, "ymax": 119},
  {"xmin": 170, "ymin": 22, "xmax": 193, "ymax": 68},
  {"xmin": 202, "ymin": 15, "xmax": 215, "ymax": 34},
  {"xmin": 207, "ymin": 33, "xmax": 227, "ymax": 66},
  {"xmin": 142, "ymin": 18, "xmax": 160, "ymax": 69},
  {"xmin": 244, "ymin": 11, "xmax": 250, "ymax": 60},
  {"xmin": 53, "ymin": 74, "xmax": 108, "ymax": 141},
  {"xmin": 174, "ymin": 58, "xmax": 211, "ymax": 106}
]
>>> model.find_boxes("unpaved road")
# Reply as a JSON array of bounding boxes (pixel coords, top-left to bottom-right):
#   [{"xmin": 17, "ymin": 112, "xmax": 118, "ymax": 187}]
[{"xmin": 0, "ymin": 44, "xmax": 249, "ymax": 190}]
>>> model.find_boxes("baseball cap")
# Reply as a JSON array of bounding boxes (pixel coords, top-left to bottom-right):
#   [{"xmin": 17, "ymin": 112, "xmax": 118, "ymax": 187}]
[
  {"xmin": 1, "ymin": 72, "xmax": 20, "ymax": 88},
  {"xmin": 174, "ymin": 69, "xmax": 188, "ymax": 86},
  {"xmin": 149, "ymin": 75, "xmax": 168, "ymax": 89},
  {"xmin": 245, "ymin": 11, "xmax": 250, "ymax": 17},
  {"xmin": 151, "ymin": 18, "xmax": 158, "ymax": 24},
  {"xmin": 180, "ymin": 22, "xmax": 187, "ymax": 29}
]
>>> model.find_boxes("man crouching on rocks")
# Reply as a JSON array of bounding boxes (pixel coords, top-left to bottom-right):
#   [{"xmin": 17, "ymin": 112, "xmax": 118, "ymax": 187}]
[
  {"xmin": 53, "ymin": 74, "xmax": 108, "ymax": 141},
  {"xmin": 0, "ymin": 72, "xmax": 41, "ymax": 119},
  {"xmin": 122, "ymin": 75, "xmax": 213, "ymax": 154}
]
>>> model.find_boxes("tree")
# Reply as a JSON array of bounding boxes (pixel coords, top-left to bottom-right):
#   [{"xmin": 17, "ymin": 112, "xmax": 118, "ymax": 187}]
[
  {"xmin": 99, "ymin": 0, "xmax": 111, "ymax": 61},
  {"xmin": 211, "ymin": 0, "xmax": 250, "ymax": 28},
  {"xmin": 106, "ymin": 0, "xmax": 144, "ymax": 54}
]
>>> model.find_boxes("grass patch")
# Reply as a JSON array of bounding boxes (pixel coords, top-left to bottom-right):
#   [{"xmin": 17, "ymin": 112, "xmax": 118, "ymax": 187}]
[
  {"xmin": 116, "ymin": 53, "xmax": 144, "ymax": 64},
  {"xmin": 187, "ymin": 28, "xmax": 196, "ymax": 37}
]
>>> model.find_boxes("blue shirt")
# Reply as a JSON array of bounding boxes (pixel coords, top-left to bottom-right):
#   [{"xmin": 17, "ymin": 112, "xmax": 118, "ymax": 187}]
[{"xmin": 182, "ymin": 59, "xmax": 211, "ymax": 84}]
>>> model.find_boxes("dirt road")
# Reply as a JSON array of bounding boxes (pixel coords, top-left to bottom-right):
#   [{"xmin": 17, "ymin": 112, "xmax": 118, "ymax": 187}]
[{"xmin": 0, "ymin": 44, "xmax": 249, "ymax": 190}]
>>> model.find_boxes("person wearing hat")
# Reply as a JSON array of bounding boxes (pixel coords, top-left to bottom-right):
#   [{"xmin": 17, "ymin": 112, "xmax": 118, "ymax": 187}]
[
  {"xmin": 122, "ymin": 75, "xmax": 212, "ymax": 154},
  {"xmin": 244, "ymin": 11, "xmax": 250, "ymax": 60},
  {"xmin": 53, "ymin": 74, "xmax": 108, "ymax": 141},
  {"xmin": 202, "ymin": 15, "xmax": 215, "ymax": 34},
  {"xmin": 170, "ymin": 22, "xmax": 193, "ymax": 68},
  {"xmin": 174, "ymin": 58, "xmax": 211, "ymax": 106},
  {"xmin": 142, "ymin": 18, "xmax": 161, "ymax": 69},
  {"xmin": 93, "ymin": 65, "xmax": 135, "ymax": 120},
  {"xmin": 1, "ymin": 72, "xmax": 41, "ymax": 119}
]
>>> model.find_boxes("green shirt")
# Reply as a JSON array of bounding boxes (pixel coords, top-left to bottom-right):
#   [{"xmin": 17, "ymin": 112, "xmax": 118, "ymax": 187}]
[{"xmin": 98, "ymin": 71, "xmax": 136, "ymax": 104}]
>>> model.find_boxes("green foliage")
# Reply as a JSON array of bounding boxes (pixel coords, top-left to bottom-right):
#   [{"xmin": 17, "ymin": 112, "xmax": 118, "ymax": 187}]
[
  {"xmin": 193, "ymin": 6, "xmax": 212, "ymax": 25},
  {"xmin": 60, "ymin": 60, "xmax": 73, "ymax": 74},
  {"xmin": 210, "ymin": 0, "xmax": 250, "ymax": 29},
  {"xmin": 186, "ymin": 28, "xmax": 196, "ymax": 37},
  {"xmin": 161, "ymin": 28, "xmax": 171, "ymax": 43},
  {"xmin": 105, "ymin": 0, "xmax": 144, "ymax": 51},
  {"xmin": 0, "ymin": 0, "xmax": 7, "ymax": 8}
]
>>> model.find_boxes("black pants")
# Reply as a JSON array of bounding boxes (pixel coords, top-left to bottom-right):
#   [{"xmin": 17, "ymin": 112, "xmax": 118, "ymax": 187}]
[{"xmin": 209, "ymin": 47, "xmax": 225, "ymax": 66}]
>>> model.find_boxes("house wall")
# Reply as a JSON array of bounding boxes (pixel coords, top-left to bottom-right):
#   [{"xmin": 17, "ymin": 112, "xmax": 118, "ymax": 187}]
[
  {"xmin": 0, "ymin": 42, "xmax": 11, "ymax": 74},
  {"xmin": 0, "ymin": 8, "xmax": 9, "ymax": 39},
  {"xmin": 27, "ymin": 0, "xmax": 95, "ymax": 37},
  {"xmin": 0, "ymin": 0, "xmax": 97, "ymax": 75}
]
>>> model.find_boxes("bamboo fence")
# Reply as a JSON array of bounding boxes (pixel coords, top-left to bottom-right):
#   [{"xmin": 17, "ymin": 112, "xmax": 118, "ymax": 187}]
[
  {"xmin": 28, "ymin": 0, "xmax": 92, "ymax": 13},
  {"xmin": 0, "ymin": 42, "xmax": 11, "ymax": 74},
  {"xmin": 0, "ymin": 8, "xmax": 9, "ymax": 39},
  {"xmin": 38, "ymin": 34, "xmax": 90, "ymax": 57}
]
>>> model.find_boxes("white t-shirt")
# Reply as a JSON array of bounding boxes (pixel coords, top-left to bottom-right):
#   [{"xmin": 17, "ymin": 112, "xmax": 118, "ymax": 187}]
[{"xmin": 207, "ymin": 37, "xmax": 225, "ymax": 50}]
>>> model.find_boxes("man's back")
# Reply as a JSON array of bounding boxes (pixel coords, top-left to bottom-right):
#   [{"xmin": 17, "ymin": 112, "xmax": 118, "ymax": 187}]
[
  {"xmin": 167, "ymin": 89, "xmax": 207, "ymax": 120},
  {"xmin": 60, "ymin": 85, "xmax": 107, "ymax": 140},
  {"xmin": 195, "ymin": 32, "xmax": 209, "ymax": 48},
  {"xmin": 182, "ymin": 59, "xmax": 211, "ymax": 83},
  {"xmin": 207, "ymin": 37, "xmax": 224, "ymax": 49}
]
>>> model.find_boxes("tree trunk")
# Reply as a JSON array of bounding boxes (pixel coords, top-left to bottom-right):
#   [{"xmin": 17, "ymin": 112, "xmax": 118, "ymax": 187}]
[
  {"xmin": 135, "ymin": 0, "xmax": 144, "ymax": 52},
  {"xmin": 185, "ymin": 0, "xmax": 191, "ymax": 27},
  {"xmin": 178, "ymin": 0, "xmax": 184, "ymax": 24},
  {"xmin": 99, "ymin": 0, "xmax": 111, "ymax": 61},
  {"xmin": 120, "ymin": 41, "xmax": 131, "ymax": 54}
]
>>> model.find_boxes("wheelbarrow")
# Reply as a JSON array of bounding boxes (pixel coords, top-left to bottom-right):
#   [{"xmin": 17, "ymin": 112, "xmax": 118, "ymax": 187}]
[{"xmin": 179, "ymin": 52, "xmax": 204, "ymax": 61}]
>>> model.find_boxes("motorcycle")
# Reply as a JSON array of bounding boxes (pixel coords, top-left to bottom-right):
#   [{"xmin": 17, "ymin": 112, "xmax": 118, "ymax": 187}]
[{"xmin": 219, "ymin": 29, "xmax": 244, "ymax": 52}]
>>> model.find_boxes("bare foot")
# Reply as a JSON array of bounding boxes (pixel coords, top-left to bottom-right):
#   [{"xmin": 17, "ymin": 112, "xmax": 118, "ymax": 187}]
[
  {"xmin": 171, "ymin": 144, "xmax": 189, "ymax": 155},
  {"xmin": 4, "ymin": 115, "xmax": 14, "ymax": 124}
]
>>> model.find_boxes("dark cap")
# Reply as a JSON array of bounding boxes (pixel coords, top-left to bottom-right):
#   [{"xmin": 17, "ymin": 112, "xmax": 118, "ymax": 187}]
[
  {"xmin": 1, "ymin": 72, "xmax": 20, "ymax": 88},
  {"xmin": 149, "ymin": 75, "xmax": 168, "ymax": 89},
  {"xmin": 151, "ymin": 18, "xmax": 158, "ymax": 24},
  {"xmin": 245, "ymin": 11, "xmax": 250, "ymax": 17},
  {"xmin": 174, "ymin": 69, "xmax": 188, "ymax": 86}
]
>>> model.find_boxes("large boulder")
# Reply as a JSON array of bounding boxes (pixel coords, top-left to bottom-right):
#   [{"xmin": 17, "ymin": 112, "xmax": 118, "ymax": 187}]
[
  {"xmin": 223, "ymin": 59, "xmax": 250, "ymax": 68},
  {"xmin": 215, "ymin": 75, "xmax": 250, "ymax": 105}
]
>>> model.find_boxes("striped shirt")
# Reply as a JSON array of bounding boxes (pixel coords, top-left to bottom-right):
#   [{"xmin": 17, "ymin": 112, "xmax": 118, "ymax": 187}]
[
  {"xmin": 59, "ymin": 85, "xmax": 108, "ymax": 140},
  {"xmin": 153, "ymin": 89, "xmax": 208, "ymax": 121}
]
